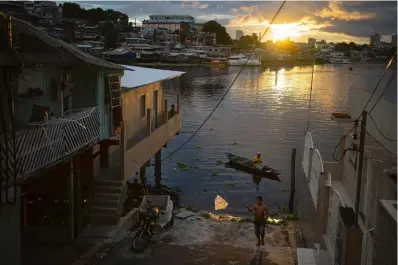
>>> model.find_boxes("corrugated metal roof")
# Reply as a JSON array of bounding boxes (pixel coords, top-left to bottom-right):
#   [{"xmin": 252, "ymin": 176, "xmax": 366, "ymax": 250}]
[{"xmin": 121, "ymin": 65, "xmax": 185, "ymax": 89}]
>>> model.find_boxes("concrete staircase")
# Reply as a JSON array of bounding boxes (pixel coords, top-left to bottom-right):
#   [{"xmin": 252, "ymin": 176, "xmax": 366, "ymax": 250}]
[{"xmin": 89, "ymin": 177, "xmax": 128, "ymax": 225}]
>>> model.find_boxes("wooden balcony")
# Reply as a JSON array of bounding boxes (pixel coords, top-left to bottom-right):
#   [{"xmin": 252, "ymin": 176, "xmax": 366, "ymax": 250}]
[{"xmin": 0, "ymin": 107, "xmax": 100, "ymax": 179}]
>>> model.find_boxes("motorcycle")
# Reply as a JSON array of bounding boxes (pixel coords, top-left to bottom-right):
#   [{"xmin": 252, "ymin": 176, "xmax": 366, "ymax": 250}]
[{"xmin": 132, "ymin": 195, "xmax": 174, "ymax": 252}]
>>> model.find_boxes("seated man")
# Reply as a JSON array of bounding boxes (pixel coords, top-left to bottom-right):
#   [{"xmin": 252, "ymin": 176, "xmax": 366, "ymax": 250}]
[
  {"xmin": 253, "ymin": 152, "xmax": 263, "ymax": 169},
  {"xmin": 129, "ymin": 179, "xmax": 145, "ymax": 200},
  {"xmin": 168, "ymin": 104, "xmax": 177, "ymax": 119}
]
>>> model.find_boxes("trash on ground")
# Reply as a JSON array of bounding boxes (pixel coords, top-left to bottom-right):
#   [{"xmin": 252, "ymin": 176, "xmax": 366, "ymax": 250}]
[{"xmin": 214, "ymin": 195, "xmax": 228, "ymax": 210}]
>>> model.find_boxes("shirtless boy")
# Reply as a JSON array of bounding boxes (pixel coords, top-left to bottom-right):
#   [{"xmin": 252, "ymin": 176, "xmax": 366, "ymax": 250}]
[{"xmin": 246, "ymin": 196, "xmax": 269, "ymax": 246}]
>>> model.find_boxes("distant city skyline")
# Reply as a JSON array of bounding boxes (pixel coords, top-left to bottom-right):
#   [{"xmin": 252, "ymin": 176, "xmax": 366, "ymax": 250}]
[{"xmin": 73, "ymin": 1, "xmax": 397, "ymax": 44}]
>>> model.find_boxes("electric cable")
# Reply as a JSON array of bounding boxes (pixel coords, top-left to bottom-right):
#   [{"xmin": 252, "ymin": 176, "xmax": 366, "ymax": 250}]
[
  {"xmin": 368, "ymin": 113, "xmax": 397, "ymax": 142},
  {"xmin": 331, "ymin": 52, "xmax": 396, "ymax": 161},
  {"xmin": 161, "ymin": 1, "xmax": 287, "ymax": 162}
]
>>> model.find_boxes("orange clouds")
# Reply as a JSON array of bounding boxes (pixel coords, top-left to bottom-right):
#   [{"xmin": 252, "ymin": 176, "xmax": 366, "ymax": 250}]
[{"xmin": 315, "ymin": 1, "xmax": 376, "ymax": 21}]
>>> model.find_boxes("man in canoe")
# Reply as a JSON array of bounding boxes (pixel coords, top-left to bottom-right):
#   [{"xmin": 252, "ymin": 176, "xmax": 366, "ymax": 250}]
[
  {"xmin": 253, "ymin": 152, "xmax": 263, "ymax": 169},
  {"xmin": 246, "ymin": 196, "xmax": 269, "ymax": 246}
]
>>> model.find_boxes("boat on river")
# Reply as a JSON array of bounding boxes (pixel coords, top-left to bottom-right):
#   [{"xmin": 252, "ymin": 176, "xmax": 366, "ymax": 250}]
[
  {"xmin": 225, "ymin": 153, "xmax": 281, "ymax": 180},
  {"xmin": 228, "ymin": 54, "xmax": 261, "ymax": 66}
]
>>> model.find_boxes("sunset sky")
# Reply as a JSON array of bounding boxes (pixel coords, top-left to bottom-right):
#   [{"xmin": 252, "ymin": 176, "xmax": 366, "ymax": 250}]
[{"xmin": 76, "ymin": 1, "xmax": 397, "ymax": 44}]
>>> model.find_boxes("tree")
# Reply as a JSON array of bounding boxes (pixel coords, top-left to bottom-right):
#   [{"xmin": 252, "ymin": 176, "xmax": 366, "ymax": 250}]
[
  {"xmin": 251, "ymin": 33, "xmax": 258, "ymax": 44},
  {"xmin": 237, "ymin": 34, "xmax": 258, "ymax": 49},
  {"xmin": 62, "ymin": 2, "xmax": 129, "ymax": 26},
  {"xmin": 99, "ymin": 21, "xmax": 118, "ymax": 49},
  {"xmin": 203, "ymin": 20, "xmax": 232, "ymax": 45},
  {"xmin": 335, "ymin": 42, "xmax": 350, "ymax": 51},
  {"xmin": 348, "ymin": 42, "xmax": 360, "ymax": 51}
]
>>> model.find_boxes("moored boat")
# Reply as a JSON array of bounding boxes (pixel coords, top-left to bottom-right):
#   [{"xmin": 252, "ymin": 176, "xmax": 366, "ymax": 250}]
[{"xmin": 225, "ymin": 152, "xmax": 281, "ymax": 180}]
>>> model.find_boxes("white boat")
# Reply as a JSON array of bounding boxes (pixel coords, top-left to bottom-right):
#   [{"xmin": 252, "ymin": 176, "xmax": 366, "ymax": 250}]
[
  {"xmin": 228, "ymin": 54, "xmax": 261, "ymax": 66},
  {"xmin": 329, "ymin": 58, "xmax": 351, "ymax": 64},
  {"xmin": 329, "ymin": 52, "xmax": 351, "ymax": 64}
]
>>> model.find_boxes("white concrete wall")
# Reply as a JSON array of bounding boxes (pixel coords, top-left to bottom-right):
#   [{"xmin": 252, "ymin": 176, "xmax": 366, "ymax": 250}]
[{"xmin": 347, "ymin": 86, "xmax": 397, "ymax": 156}]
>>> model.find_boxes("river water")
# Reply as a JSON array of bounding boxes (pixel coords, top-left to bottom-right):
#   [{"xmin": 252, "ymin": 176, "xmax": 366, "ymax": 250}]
[{"xmin": 146, "ymin": 63, "xmax": 394, "ymax": 217}]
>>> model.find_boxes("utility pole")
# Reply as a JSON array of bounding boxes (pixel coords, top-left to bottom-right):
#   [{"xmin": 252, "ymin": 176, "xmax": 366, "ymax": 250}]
[{"xmin": 354, "ymin": 111, "xmax": 367, "ymax": 227}]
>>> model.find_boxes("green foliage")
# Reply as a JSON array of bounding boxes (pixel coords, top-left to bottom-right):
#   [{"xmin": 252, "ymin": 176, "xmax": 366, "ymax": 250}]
[
  {"xmin": 237, "ymin": 33, "xmax": 258, "ymax": 49},
  {"xmin": 62, "ymin": 2, "xmax": 128, "ymax": 25},
  {"xmin": 203, "ymin": 20, "xmax": 232, "ymax": 45},
  {"xmin": 98, "ymin": 21, "xmax": 119, "ymax": 49}
]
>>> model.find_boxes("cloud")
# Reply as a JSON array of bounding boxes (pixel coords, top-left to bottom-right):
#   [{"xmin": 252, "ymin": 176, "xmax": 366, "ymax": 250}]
[
  {"xmin": 315, "ymin": 1, "xmax": 376, "ymax": 21},
  {"xmin": 73, "ymin": 1, "xmax": 396, "ymax": 44},
  {"xmin": 180, "ymin": 1, "xmax": 208, "ymax": 9}
]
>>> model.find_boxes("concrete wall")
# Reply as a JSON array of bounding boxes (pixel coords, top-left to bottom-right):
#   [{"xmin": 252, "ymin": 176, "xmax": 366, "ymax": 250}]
[
  {"xmin": 373, "ymin": 200, "xmax": 397, "ymax": 265},
  {"xmin": 70, "ymin": 66, "xmax": 98, "ymax": 109},
  {"xmin": 123, "ymin": 113, "xmax": 182, "ymax": 182},
  {"xmin": 347, "ymin": 86, "xmax": 397, "ymax": 156},
  {"xmin": 121, "ymin": 81, "xmax": 164, "ymax": 143},
  {"xmin": 15, "ymin": 67, "xmax": 60, "ymax": 127}
]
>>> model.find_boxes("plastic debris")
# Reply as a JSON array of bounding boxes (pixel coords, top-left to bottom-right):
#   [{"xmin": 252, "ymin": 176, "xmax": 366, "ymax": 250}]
[{"xmin": 214, "ymin": 195, "xmax": 228, "ymax": 211}]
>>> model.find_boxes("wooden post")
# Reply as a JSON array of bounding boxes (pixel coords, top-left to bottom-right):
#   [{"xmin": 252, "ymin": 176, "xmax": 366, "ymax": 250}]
[
  {"xmin": 163, "ymin": 98, "xmax": 168, "ymax": 147},
  {"xmin": 307, "ymin": 147, "xmax": 314, "ymax": 183},
  {"xmin": 22, "ymin": 194, "xmax": 27, "ymax": 228},
  {"xmin": 176, "ymin": 92, "xmax": 180, "ymax": 113},
  {"xmin": 99, "ymin": 140, "xmax": 109, "ymax": 168},
  {"xmin": 139, "ymin": 166, "xmax": 146, "ymax": 183},
  {"xmin": 146, "ymin": 108, "xmax": 152, "ymax": 134},
  {"xmin": 154, "ymin": 150, "xmax": 161, "ymax": 193},
  {"xmin": 67, "ymin": 159, "xmax": 75, "ymax": 242},
  {"xmin": 164, "ymin": 99, "xmax": 168, "ymax": 122},
  {"xmin": 289, "ymin": 148, "xmax": 296, "ymax": 213},
  {"xmin": 120, "ymin": 121, "xmax": 126, "ymax": 181},
  {"xmin": 74, "ymin": 156, "xmax": 82, "ymax": 234}
]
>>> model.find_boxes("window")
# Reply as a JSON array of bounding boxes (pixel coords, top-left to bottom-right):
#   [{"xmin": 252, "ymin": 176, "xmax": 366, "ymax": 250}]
[{"xmin": 139, "ymin": 95, "xmax": 146, "ymax": 118}]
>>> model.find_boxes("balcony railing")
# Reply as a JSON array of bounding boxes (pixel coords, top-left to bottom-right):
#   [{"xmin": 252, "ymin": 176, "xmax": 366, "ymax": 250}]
[
  {"xmin": 1, "ymin": 107, "xmax": 100, "ymax": 179},
  {"xmin": 126, "ymin": 111, "xmax": 167, "ymax": 150}
]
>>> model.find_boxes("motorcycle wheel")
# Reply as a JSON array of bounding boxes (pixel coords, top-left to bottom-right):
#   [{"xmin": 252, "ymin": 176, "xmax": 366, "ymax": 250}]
[{"xmin": 132, "ymin": 230, "xmax": 151, "ymax": 253}]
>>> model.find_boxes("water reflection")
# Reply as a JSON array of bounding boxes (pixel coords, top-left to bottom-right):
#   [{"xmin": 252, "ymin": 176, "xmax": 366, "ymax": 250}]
[
  {"xmin": 154, "ymin": 63, "xmax": 388, "ymax": 216},
  {"xmin": 252, "ymin": 175, "xmax": 262, "ymax": 191}
]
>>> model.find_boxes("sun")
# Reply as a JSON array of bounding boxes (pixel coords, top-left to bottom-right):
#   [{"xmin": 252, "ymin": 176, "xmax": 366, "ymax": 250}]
[{"xmin": 270, "ymin": 23, "xmax": 308, "ymax": 42}]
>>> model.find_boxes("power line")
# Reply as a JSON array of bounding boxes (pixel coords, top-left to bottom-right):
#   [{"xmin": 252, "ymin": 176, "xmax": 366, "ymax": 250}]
[
  {"xmin": 331, "ymin": 52, "xmax": 396, "ymax": 161},
  {"xmin": 356, "ymin": 51, "xmax": 396, "ymax": 120},
  {"xmin": 368, "ymin": 70, "xmax": 396, "ymax": 114},
  {"xmin": 161, "ymin": 1, "xmax": 287, "ymax": 162},
  {"xmin": 368, "ymin": 113, "xmax": 397, "ymax": 142},
  {"xmin": 306, "ymin": 56, "xmax": 316, "ymax": 132}
]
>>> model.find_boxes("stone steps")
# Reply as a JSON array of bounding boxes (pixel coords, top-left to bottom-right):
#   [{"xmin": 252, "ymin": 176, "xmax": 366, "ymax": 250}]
[{"xmin": 88, "ymin": 178, "xmax": 126, "ymax": 225}]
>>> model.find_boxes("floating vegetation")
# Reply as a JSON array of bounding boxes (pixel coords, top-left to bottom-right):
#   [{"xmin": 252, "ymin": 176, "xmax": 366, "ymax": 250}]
[
  {"xmin": 211, "ymin": 172, "xmax": 218, "ymax": 176},
  {"xmin": 226, "ymin": 182, "xmax": 234, "ymax": 187},
  {"xmin": 177, "ymin": 161, "xmax": 187, "ymax": 169},
  {"xmin": 173, "ymin": 168, "xmax": 177, "ymax": 172},
  {"xmin": 195, "ymin": 145, "xmax": 201, "ymax": 149},
  {"xmin": 216, "ymin": 160, "xmax": 223, "ymax": 165},
  {"xmin": 199, "ymin": 212, "xmax": 299, "ymax": 225}
]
